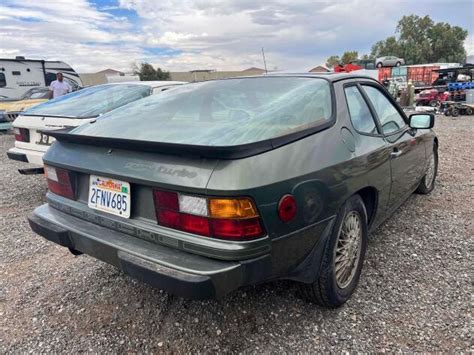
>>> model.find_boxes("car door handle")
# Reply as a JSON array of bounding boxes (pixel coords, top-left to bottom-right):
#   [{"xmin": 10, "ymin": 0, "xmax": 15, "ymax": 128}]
[{"xmin": 390, "ymin": 149, "xmax": 402, "ymax": 158}]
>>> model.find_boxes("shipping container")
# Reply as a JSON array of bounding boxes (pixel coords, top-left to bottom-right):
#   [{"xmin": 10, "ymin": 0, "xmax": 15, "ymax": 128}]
[
  {"xmin": 378, "ymin": 67, "xmax": 392, "ymax": 81},
  {"xmin": 391, "ymin": 66, "xmax": 408, "ymax": 77},
  {"xmin": 407, "ymin": 65, "xmax": 439, "ymax": 86}
]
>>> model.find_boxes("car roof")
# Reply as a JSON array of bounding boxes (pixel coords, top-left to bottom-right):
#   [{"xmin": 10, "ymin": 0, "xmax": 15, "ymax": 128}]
[
  {"xmin": 92, "ymin": 81, "xmax": 186, "ymax": 89},
  {"xmin": 258, "ymin": 72, "xmax": 379, "ymax": 83}
]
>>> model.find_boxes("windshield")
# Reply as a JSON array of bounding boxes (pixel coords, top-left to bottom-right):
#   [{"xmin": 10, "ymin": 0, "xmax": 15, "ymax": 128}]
[
  {"xmin": 21, "ymin": 88, "xmax": 49, "ymax": 100},
  {"xmin": 24, "ymin": 84, "xmax": 151, "ymax": 118},
  {"xmin": 72, "ymin": 77, "xmax": 332, "ymax": 146}
]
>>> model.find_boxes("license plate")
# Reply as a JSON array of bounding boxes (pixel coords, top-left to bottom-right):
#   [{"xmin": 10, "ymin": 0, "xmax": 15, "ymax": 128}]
[
  {"xmin": 37, "ymin": 132, "xmax": 52, "ymax": 146},
  {"xmin": 88, "ymin": 175, "xmax": 131, "ymax": 218}
]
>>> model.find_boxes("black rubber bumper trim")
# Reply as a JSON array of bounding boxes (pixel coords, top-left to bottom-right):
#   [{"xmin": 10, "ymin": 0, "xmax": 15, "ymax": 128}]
[
  {"xmin": 28, "ymin": 213, "xmax": 72, "ymax": 247},
  {"xmin": 118, "ymin": 251, "xmax": 216, "ymax": 299},
  {"xmin": 7, "ymin": 151, "xmax": 29, "ymax": 162}
]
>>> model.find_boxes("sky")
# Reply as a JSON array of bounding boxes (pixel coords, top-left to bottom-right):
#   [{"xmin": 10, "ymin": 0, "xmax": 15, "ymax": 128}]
[{"xmin": 0, "ymin": 0, "xmax": 473, "ymax": 73}]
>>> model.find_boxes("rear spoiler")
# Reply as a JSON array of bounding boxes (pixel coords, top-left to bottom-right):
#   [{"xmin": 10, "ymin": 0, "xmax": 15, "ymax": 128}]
[
  {"xmin": 44, "ymin": 119, "xmax": 334, "ymax": 160},
  {"xmin": 43, "ymin": 128, "xmax": 273, "ymax": 160}
]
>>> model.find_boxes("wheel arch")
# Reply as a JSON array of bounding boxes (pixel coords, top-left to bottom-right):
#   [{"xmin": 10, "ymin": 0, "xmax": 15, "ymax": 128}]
[{"xmin": 354, "ymin": 186, "xmax": 378, "ymax": 227}]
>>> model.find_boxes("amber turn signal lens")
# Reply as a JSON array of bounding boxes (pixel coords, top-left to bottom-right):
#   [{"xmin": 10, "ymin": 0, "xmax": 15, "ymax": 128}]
[{"xmin": 209, "ymin": 198, "xmax": 259, "ymax": 219}]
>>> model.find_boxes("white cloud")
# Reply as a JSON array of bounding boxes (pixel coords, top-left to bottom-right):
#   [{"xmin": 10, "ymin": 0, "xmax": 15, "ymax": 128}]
[{"xmin": 0, "ymin": 0, "xmax": 472, "ymax": 72}]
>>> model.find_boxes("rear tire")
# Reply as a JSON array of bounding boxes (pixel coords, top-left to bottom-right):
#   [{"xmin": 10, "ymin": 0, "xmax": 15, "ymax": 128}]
[
  {"xmin": 416, "ymin": 144, "xmax": 438, "ymax": 194},
  {"xmin": 376, "ymin": 62, "xmax": 383, "ymax": 68},
  {"xmin": 300, "ymin": 195, "xmax": 368, "ymax": 308},
  {"xmin": 396, "ymin": 61, "xmax": 401, "ymax": 67},
  {"xmin": 429, "ymin": 100, "xmax": 439, "ymax": 107}
]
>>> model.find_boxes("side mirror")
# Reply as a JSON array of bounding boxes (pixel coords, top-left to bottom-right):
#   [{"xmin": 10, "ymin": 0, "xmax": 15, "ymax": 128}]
[{"xmin": 409, "ymin": 113, "xmax": 434, "ymax": 129}]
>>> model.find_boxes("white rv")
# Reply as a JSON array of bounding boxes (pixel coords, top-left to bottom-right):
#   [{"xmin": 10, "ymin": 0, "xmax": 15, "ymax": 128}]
[{"xmin": 0, "ymin": 57, "xmax": 83, "ymax": 100}]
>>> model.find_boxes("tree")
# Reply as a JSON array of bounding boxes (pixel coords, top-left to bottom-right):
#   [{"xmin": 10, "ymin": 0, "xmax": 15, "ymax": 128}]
[
  {"xmin": 360, "ymin": 54, "xmax": 374, "ymax": 60},
  {"xmin": 133, "ymin": 62, "xmax": 170, "ymax": 81},
  {"xmin": 370, "ymin": 15, "xmax": 468, "ymax": 64},
  {"xmin": 371, "ymin": 36, "xmax": 403, "ymax": 59},
  {"xmin": 326, "ymin": 55, "xmax": 340, "ymax": 68},
  {"xmin": 341, "ymin": 51, "xmax": 358, "ymax": 64}
]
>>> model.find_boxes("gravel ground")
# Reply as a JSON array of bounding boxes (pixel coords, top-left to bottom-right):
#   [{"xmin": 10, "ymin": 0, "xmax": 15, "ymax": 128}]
[{"xmin": 0, "ymin": 115, "xmax": 472, "ymax": 353}]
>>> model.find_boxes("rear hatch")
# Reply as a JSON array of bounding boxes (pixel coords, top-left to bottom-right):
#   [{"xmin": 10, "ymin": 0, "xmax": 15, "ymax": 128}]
[{"xmin": 42, "ymin": 140, "xmax": 272, "ymax": 260}]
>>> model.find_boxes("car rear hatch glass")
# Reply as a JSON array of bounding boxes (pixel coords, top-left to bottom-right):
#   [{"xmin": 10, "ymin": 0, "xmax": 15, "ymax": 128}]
[
  {"xmin": 23, "ymin": 84, "xmax": 151, "ymax": 119},
  {"xmin": 70, "ymin": 77, "xmax": 333, "ymax": 146}
]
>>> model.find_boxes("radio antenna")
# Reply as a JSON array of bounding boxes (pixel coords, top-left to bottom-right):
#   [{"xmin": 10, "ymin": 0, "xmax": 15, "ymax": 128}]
[{"xmin": 261, "ymin": 47, "xmax": 268, "ymax": 73}]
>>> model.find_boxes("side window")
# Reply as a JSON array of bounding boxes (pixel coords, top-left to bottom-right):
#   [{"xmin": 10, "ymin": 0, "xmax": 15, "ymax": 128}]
[
  {"xmin": 45, "ymin": 72, "xmax": 56, "ymax": 86},
  {"xmin": 344, "ymin": 85, "xmax": 378, "ymax": 135},
  {"xmin": 362, "ymin": 85, "xmax": 406, "ymax": 134},
  {"xmin": 0, "ymin": 73, "xmax": 6, "ymax": 88}
]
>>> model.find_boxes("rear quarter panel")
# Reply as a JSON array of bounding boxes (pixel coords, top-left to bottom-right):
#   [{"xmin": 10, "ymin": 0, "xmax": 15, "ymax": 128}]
[{"xmin": 207, "ymin": 80, "xmax": 392, "ymax": 271}]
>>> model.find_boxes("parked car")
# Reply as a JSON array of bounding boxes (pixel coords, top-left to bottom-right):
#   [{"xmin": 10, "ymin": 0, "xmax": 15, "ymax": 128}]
[
  {"xmin": 0, "ymin": 87, "xmax": 51, "ymax": 128},
  {"xmin": 7, "ymin": 81, "xmax": 184, "ymax": 173},
  {"xmin": 376, "ymin": 56, "xmax": 405, "ymax": 68},
  {"xmin": 28, "ymin": 74, "xmax": 438, "ymax": 308}
]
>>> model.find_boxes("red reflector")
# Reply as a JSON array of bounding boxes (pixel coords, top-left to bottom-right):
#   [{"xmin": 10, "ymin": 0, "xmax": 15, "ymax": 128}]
[
  {"xmin": 153, "ymin": 190, "xmax": 179, "ymax": 211},
  {"xmin": 46, "ymin": 168, "xmax": 75, "ymax": 200},
  {"xmin": 180, "ymin": 213, "xmax": 210, "ymax": 236},
  {"xmin": 211, "ymin": 218, "xmax": 264, "ymax": 240},
  {"xmin": 14, "ymin": 128, "xmax": 30, "ymax": 142},
  {"xmin": 157, "ymin": 209, "xmax": 180, "ymax": 229},
  {"xmin": 278, "ymin": 194, "xmax": 297, "ymax": 223}
]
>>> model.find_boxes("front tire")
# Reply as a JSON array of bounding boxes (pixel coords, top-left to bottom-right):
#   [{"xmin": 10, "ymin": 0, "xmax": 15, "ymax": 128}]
[
  {"xmin": 300, "ymin": 195, "xmax": 368, "ymax": 308},
  {"xmin": 396, "ymin": 61, "xmax": 401, "ymax": 67},
  {"xmin": 416, "ymin": 144, "xmax": 438, "ymax": 194},
  {"xmin": 376, "ymin": 62, "xmax": 383, "ymax": 68}
]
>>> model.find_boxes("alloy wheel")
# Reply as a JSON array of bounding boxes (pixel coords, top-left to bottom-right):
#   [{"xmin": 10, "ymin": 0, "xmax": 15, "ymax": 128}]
[
  {"xmin": 334, "ymin": 211, "xmax": 363, "ymax": 289},
  {"xmin": 425, "ymin": 153, "xmax": 436, "ymax": 189}
]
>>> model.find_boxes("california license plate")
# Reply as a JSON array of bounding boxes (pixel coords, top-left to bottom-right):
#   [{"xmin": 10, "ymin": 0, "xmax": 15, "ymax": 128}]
[{"xmin": 88, "ymin": 175, "xmax": 130, "ymax": 218}]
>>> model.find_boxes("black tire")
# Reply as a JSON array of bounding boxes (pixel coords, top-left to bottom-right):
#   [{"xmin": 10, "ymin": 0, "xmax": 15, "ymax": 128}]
[
  {"xmin": 396, "ymin": 61, "xmax": 401, "ymax": 67},
  {"xmin": 416, "ymin": 144, "xmax": 438, "ymax": 194},
  {"xmin": 300, "ymin": 195, "xmax": 368, "ymax": 308},
  {"xmin": 466, "ymin": 107, "xmax": 473, "ymax": 115},
  {"xmin": 451, "ymin": 108, "xmax": 459, "ymax": 117},
  {"xmin": 376, "ymin": 62, "xmax": 383, "ymax": 68},
  {"xmin": 429, "ymin": 100, "xmax": 439, "ymax": 107},
  {"xmin": 445, "ymin": 108, "xmax": 451, "ymax": 116}
]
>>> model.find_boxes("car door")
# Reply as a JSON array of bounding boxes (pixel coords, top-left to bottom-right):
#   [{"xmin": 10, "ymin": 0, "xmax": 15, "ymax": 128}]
[
  {"xmin": 360, "ymin": 83, "xmax": 425, "ymax": 207},
  {"xmin": 343, "ymin": 83, "xmax": 392, "ymax": 226}
]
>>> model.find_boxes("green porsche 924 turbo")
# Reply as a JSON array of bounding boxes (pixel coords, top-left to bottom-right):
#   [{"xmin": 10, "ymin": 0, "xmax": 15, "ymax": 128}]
[{"xmin": 28, "ymin": 73, "xmax": 438, "ymax": 308}]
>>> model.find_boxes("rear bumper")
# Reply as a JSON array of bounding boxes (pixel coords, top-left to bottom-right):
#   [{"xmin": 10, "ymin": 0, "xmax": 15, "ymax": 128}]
[
  {"xmin": 7, "ymin": 147, "xmax": 44, "ymax": 166},
  {"xmin": 29, "ymin": 204, "xmax": 272, "ymax": 299},
  {"xmin": 7, "ymin": 150, "xmax": 28, "ymax": 162}
]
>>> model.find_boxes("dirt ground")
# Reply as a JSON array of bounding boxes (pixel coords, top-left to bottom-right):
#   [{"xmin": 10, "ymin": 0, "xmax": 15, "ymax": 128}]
[{"xmin": 0, "ymin": 115, "xmax": 472, "ymax": 352}]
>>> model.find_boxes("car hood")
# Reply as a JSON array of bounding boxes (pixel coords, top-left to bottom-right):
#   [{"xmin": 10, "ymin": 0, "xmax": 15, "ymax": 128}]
[{"xmin": 0, "ymin": 99, "xmax": 47, "ymax": 112}]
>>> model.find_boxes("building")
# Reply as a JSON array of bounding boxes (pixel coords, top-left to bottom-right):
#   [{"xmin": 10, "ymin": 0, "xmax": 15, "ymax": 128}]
[
  {"xmin": 169, "ymin": 67, "xmax": 267, "ymax": 82},
  {"xmin": 309, "ymin": 65, "xmax": 330, "ymax": 73},
  {"xmin": 95, "ymin": 68, "xmax": 125, "ymax": 76}
]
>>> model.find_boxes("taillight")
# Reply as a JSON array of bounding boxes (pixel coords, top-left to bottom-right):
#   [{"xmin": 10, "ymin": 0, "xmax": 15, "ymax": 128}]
[
  {"xmin": 45, "ymin": 165, "xmax": 75, "ymax": 200},
  {"xmin": 153, "ymin": 189, "xmax": 265, "ymax": 240},
  {"xmin": 14, "ymin": 127, "xmax": 30, "ymax": 142}
]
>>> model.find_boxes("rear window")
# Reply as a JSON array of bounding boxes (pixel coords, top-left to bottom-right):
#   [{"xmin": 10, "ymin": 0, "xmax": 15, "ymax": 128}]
[
  {"xmin": 72, "ymin": 77, "xmax": 333, "ymax": 146},
  {"xmin": 24, "ymin": 84, "xmax": 151, "ymax": 118}
]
